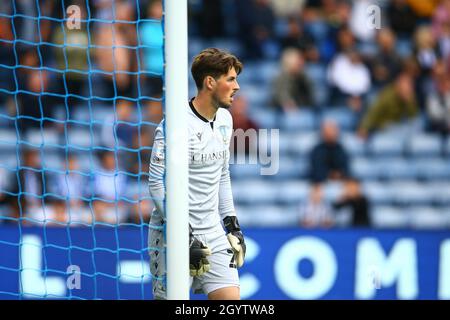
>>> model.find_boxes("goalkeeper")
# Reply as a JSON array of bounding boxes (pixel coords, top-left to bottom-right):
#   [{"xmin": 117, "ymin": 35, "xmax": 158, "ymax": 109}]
[{"xmin": 148, "ymin": 48, "xmax": 246, "ymax": 300}]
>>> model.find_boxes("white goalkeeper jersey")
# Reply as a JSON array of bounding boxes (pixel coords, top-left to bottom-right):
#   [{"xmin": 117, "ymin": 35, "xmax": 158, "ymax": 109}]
[{"xmin": 148, "ymin": 98, "xmax": 236, "ymax": 234}]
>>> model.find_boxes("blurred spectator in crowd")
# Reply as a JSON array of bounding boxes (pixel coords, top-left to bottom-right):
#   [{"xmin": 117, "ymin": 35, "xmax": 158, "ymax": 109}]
[
  {"xmin": 387, "ymin": 0, "xmax": 418, "ymax": 37},
  {"xmin": 126, "ymin": 176, "xmax": 153, "ymax": 225},
  {"xmin": 8, "ymin": 148, "xmax": 48, "ymax": 223},
  {"xmin": 269, "ymin": 0, "xmax": 306, "ymax": 18},
  {"xmin": 126, "ymin": 99, "xmax": 164, "ymax": 175},
  {"xmin": 16, "ymin": 51, "xmax": 55, "ymax": 134},
  {"xmin": 100, "ymin": 99, "xmax": 137, "ymax": 178},
  {"xmin": 432, "ymin": 0, "xmax": 450, "ymax": 38},
  {"xmin": 358, "ymin": 72, "xmax": 419, "ymax": 138},
  {"xmin": 299, "ymin": 183, "xmax": 334, "ymax": 228},
  {"xmin": 140, "ymin": 0, "xmax": 163, "ymax": 98},
  {"xmin": 92, "ymin": 151, "xmax": 128, "ymax": 224},
  {"xmin": 143, "ymin": 99, "xmax": 163, "ymax": 143},
  {"xmin": 327, "ymin": 48, "xmax": 371, "ymax": 111},
  {"xmin": 407, "ymin": 0, "xmax": 441, "ymax": 19},
  {"xmin": 49, "ymin": 154, "xmax": 90, "ymax": 225},
  {"xmin": 93, "ymin": 0, "xmax": 138, "ymax": 99},
  {"xmin": 231, "ymin": 95, "xmax": 259, "ymax": 132},
  {"xmin": 101, "ymin": 99, "xmax": 136, "ymax": 148},
  {"xmin": 0, "ymin": 6, "xmax": 15, "ymax": 105},
  {"xmin": 307, "ymin": 4, "xmax": 353, "ymax": 63},
  {"xmin": 0, "ymin": 167, "xmax": 12, "ymax": 222},
  {"xmin": 369, "ymin": 29, "xmax": 403, "ymax": 89},
  {"xmin": 332, "ymin": 177, "xmax": 370, "ymax": 227},
  {"xmin": 280, "ymin": 16, "xmax": 320, "ymax": 62},
  {"xmin": 310, "ymin": 120, "xmax": 349, "ymax": 183},
  {"xmin": 230, "ymin": 95, "xmax": 259, "ymax": 156},
  {"xmin": 272, "ymin": 48, "xmax": 314, "ymax": 111},
  {"xmin": 414, "ymin": 25, "xmax": 440, "ymax": 77},
  {"xmin": 432, "ymin": 1, "xmax": 450, "ymax": 63},
  {"xmin": 413, "ymin": 25, "xmax": 441, "ymax": 108},
  {"xmin": 436, "ymin": 22, "xmax": 450, "ymax": 63},
  {"xmin": 236, "ymin": 0, "xmax": 276, "ymax": 60},
  {"xmin": 51, "ymin": 0, "xmax": 89, "ymax": 114},
  {"xmin": 198, "ymin": 0, "xmax": 225, "ymax": 39},
  {"xmin": 426, "ymin": 63, "xmax": 450, "ymax": 137}
]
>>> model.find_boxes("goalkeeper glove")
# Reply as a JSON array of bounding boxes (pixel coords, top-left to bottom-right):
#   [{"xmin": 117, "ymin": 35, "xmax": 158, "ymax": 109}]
[
  {"xmin": 223, "ymin": 216, "xmax": 246, "ymax": 268},
  {"xmin": 189, "ymin": 225, "xmax": 211, "ymax": 277}
]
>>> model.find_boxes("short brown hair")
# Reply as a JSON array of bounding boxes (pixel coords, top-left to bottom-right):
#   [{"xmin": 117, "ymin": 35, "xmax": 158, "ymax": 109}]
[{"xmin": 191, "ymin": 48, "xmax": 243, "ymax": 89}]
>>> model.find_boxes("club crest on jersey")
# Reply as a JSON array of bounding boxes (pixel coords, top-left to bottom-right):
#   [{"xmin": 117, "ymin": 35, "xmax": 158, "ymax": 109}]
[
  {"xmin": 196, "ymin": 132, "xmax": 202, "ymax": 141},
  {"xmin": 218, "ymin": 125, "xmax": 229, "ymax": 144}
]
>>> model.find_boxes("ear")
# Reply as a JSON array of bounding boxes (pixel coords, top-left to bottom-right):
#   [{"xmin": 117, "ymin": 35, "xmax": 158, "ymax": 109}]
[{"xmin": 205, "ymin": 76, "xmax": 216, "ymax": 90}]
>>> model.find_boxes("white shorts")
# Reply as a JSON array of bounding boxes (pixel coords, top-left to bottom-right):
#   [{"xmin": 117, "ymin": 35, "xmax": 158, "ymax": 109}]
[
  {"xmin": 190, "ymin": 230, "xmax": 240, "ymax": 295},
  {"xmin": 148, "ymin": 218, "xmax": 239, "ymax": 299}
]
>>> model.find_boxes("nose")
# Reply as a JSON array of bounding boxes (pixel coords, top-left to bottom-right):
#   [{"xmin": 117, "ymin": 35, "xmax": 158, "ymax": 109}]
[{"xmin": 234, "ymin": 81, "xmax": 240, "ymax": 91}]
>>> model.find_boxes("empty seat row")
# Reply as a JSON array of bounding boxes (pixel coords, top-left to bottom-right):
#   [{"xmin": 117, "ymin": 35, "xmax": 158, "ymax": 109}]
[
  {"xmin": 235, "ymin": 204, "xmax": 450, "ymax": 229},
  {"xmin": 231, "ymin": 180, "xmax": 450, "ymax": 207}
]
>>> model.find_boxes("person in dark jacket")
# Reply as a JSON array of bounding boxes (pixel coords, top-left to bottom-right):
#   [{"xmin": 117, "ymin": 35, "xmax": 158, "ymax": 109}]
[
  {"xmin": 333, "ymin": 177, "xmax": 370, "ymax": 227},
  {"xmin": 310, "ymin": 120, "xmax": 349, "ymax": 183}
]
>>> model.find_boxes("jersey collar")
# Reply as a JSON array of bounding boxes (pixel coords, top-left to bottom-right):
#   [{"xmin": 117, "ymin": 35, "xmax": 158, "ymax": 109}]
[{"xmin": 189, "ymin": 97, "xmax": 216, "ymax": 123}]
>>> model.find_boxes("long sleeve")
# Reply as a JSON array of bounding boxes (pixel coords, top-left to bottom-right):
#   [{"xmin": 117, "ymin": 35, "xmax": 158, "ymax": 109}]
[
  {"xmin": 219, "ymin": 115, "xmax": 236, "ymax": 221},
  {"xmin": 148, "ymin": 121, "xmax": 166, "ymax": 219},
  {"xmin": 218, "ymin": 160, "xmax": 236, "ymax": 220}
]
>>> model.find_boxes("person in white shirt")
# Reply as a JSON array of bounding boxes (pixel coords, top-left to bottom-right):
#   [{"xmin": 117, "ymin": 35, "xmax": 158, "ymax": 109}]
[
  {"xmin": 327, "ymin": 48, "xmax": 371, "ymax": 110},
  {"xmin": 148, "ymin": 48, "xmax": 246, "ymax": 300}
]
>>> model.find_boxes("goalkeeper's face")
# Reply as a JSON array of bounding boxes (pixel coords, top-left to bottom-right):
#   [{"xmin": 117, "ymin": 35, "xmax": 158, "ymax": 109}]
[{"xmin": 212, "ymin": 67, "xmax": 240, "ymax": 109}]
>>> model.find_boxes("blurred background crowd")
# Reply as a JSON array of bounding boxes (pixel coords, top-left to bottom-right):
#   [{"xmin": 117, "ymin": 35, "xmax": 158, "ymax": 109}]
[{"xmin": 0, "ymin": 0, "xmax": 450, "ymax": 229}]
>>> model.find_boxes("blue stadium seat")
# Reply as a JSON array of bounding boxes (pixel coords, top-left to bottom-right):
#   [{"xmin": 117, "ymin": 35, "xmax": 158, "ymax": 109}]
[
  {"xmin": 351, "ymin": 156, "xmax": 380, "ymax": 180},
  {"xmin": 390, "ymin": 181, "xmax": 433, "ymax": 206},
  {"xmin": 258, "ymin": 62, "xmax": 279, "ymax": 85},
  {"xmin": 304, "ymin": 63, "xmax": 327, "ymax": 83},
  {"xmin": 276, "ymin": 181, "xmax": 310, "ymax": 205},
  {"xmin": 321, "ymin": 107, "xmax": 357, "ymax": 131},
  {"xmin": 231, "ymin": 180, "xmax": 278, "ymax": 205},
  {"xmin": 304, "ymin": 63, "xmax": 328, "ymax": 105},
  {"xmin": 75, "ymin": 152, "xmax": 99, "ymax": 173},
  {"xmin": 249, "ymin": 109, "xmax": 277, "ymax": 128},
  {"xmin": 368, "ymin": 132, "xmax": 405, "ymax": 156},
  {"xmin": 209, "ymin": 39, "xmax": 243, "ymax": 57},
  {"xmin": 362, "ymin": 181, "xmax": 393, "ymax": 205},
  {"xmin": 429, "ymin": 182, "xmax": 450, "ymax": 206},
  {"xmin": 0, "ymin": 153, "xmax": 18, "ymax": 169},
  {"xmin": 414, "ymin": 158, "xmax": 450, "ymax": 180},
  {"xmin": 396, "ymin": 38, "xmax": 413, "ymax": 58},
  {"xmin": 24, "ymin": 129, "xmax": 59, "ymax": 148},
  {"xmin": 90, "ymin": 105, "xmax": 114, "ymax": 124},
  {"xmin": 375, "ymin": 157, "xmax": 417, "ymax": 180},
  {"xmin": 446, "ymin": 136, "xmax": 450, "ymax": 155},
  {"xmin": 269, "ymin": 156, "xmax": 306, "ymax": 180},
  {"xmin": 41, "ymin": 153, "xmax": 65, "ymax": 171},
  {"xmin": 230, "ymin": 163, "xmax": 262, "ymax": 180},
  {"xmin": 245, "ymin": 84, "xmax": 271, "ymax": 107},
  {"xmin": 280, "ymin": 109, "xmax": 317, "ymax": 131},
  {"xmin": 248, "ymin": 205, "xmax": 299, "ymax": 227},
  {"xmin": 0, "ymin": 129, "xmax": 17, "ymax": 152},
  {"xmin": 341, "ymin": 133, "xmax": 366, "ymax": 156},
  {"xmin": 188, "ymin": 38, "xmax": 206, "ymax": 58},
  {"xmin": 66, "ymin": 128, "xmax": 93, "ymax": 149},
  {"xmin": 406, "ymin": 134, "xmax": 442, "ymax": 157},
  {"xmin": 322, "ymin": 181, "xmax": 344, "ymax": 203},
  {"xmin": 278, "ymin": 132, "xmax": 291, "ymax": 156},
  {"xmin": 288, "ymin": 131, "xmax": 319, "ymax": 156},
  {"xmin": 371, "ymin": 206, "xmax": 410, "ymax": 229},
  {"xmin": 409, "ymin": 207, "xmax": 449, "ymax": 229}
]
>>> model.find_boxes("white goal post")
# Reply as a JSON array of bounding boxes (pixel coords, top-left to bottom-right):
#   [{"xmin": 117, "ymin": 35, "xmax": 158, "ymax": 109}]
[{"xmin": 164, "ymin": 0, "xmax": 190, "ymax": 300}]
